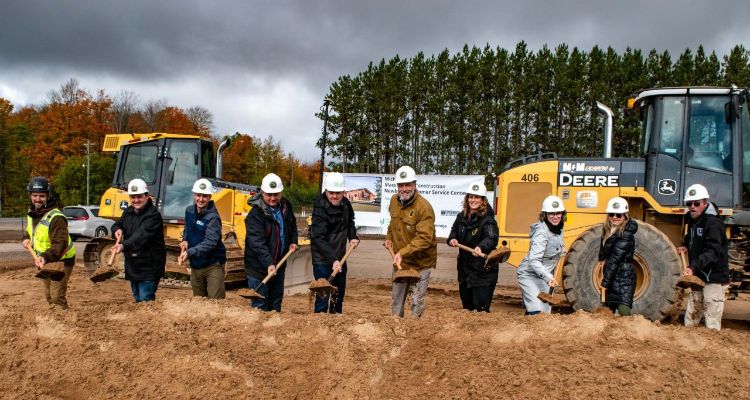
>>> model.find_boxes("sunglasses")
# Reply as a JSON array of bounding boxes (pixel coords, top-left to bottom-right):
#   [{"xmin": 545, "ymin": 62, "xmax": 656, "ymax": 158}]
[
  {"xmin": 685, "ymin": 201, "xmax": 703, "ymax": 208},
  {"xmin": 608, "ymin": 213, "xmax": 624, "ymax": 218},
  {"xmin": 547, "ymin": 212, "xmax": 564, "ymax": 216}
]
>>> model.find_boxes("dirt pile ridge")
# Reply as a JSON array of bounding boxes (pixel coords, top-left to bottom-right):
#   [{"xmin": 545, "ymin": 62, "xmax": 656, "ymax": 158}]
[{"xmin": 0, "ymin": 267, "xmax": 749, "ymax": 399}]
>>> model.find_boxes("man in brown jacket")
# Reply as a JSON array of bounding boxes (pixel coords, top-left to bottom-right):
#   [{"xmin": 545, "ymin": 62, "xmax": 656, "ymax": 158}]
[
  {"xmin": 384, "ymin": 165, "xmax": 437, "ymax": 317},
  {"xmin": 21, "ymin": 177, "xmax": 76, "ymax": 309}
]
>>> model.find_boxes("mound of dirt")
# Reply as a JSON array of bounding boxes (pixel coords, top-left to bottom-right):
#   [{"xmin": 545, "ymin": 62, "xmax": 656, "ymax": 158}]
[{"xmin": 1, "ymin": 266, "xmax": 750, "ymax": 399}]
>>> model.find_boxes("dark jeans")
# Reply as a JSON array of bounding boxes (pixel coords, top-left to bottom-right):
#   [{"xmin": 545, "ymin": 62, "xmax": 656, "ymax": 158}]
[
  {"xmin": 246, "ymin": 268, "xmax": 285, "ymax": 312},
  {"xmin": 458, "ymin": 281, "xmax": 496, "ymax": 312},
  {"xmin": 130, "ymin": 280, "xmax": 159, "ymax": 302},
  {"xmin": 313, "ymin": 263, "xmax": 347, "ymax": 314}
]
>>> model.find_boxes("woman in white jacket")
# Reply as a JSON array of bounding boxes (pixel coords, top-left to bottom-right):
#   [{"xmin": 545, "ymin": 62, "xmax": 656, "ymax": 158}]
[{"xmin": 516, "ymin": 195, "xmax": 565, "ymax": 315}]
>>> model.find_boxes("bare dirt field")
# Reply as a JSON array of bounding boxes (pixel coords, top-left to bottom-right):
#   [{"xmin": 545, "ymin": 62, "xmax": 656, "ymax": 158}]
[{"xmin": 1, "ymin": 239, "xmax": 750, "ymax": 399}]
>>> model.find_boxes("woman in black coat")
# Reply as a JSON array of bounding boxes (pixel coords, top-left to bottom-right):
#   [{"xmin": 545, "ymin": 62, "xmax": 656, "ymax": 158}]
[
  {"xmin": 599, "ymin": 197, "xmax": 638, "ymax": 316},
  {"xmin": 448, "ymin": 182, "xmax": 499, "ymax": 312}
]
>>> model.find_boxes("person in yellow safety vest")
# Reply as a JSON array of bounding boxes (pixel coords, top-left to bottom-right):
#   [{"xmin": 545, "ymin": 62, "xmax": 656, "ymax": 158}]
[{"xmin": 21, "ymin": 177, "xmax": 76, "ymax": 309}]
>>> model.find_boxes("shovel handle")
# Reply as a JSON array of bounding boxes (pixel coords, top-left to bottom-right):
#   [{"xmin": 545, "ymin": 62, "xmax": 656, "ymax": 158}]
[
  {"xmin": 383, "ymin": 243, "xmax": 404, "ymax": 270},
  {"xmin": 679, "ymin": 251, "xmax": 689, "ymax": 272},
  {"xmin": 330, "ymin": 245, "xmax": 356, "ymax": 280},
  {"xmin": 601, "ymin": 287, "xmax": 606, "ymax": 303},
  {"xmin": 108, "ymin": 235, "xmax": 122, "ymax": 266},
  {"xmin": 25, "ymin": 243, "xmax": 40, "ymax": 262},
  {"xmin": 258, "ymin": 247, "xmax": 297, "ymax": 286},
  {"xmin": 455, "ymin": 243, "xmax": 487, "ymax": 259}
]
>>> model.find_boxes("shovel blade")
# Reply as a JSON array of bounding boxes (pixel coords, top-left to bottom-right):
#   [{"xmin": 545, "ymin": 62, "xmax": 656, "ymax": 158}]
[
  {"xmin": 237, "ymin": 288, "xmax": 264, "ymax": 300},
  {"xmin": 676, "ymin": 275, "xmax": 705, "ymax": 291},
  {"xmin": 90, "ymin": 267, "xmax": 119, "ymax": 283},
  {"xmin": 537, "ymin": 292, "xmax": 566, "ymax": 306},
  {"xmin": 35, "ymin": 263, "xmax": 66, "ymax": 281}
]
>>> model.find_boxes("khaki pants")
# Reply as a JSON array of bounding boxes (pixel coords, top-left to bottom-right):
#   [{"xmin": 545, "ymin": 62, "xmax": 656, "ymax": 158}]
[
  {"xmin": 43, "ymin": 266, "xmax": 73, "ymax": 309},
  {"xmin": 685, "ymin": 283, "xmax": 728, "ymax": 330},
  {"xmin": 190, "ymin": 264, "xmax": 225, "ymax": 299},
  {"xmin": 391, "ymin": 269, "xmax": 431, "ymax": 317}
]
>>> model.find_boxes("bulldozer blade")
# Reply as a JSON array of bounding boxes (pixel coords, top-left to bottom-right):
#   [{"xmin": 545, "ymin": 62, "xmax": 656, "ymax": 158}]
[
  {"xmin": 676, "ymin": 275, "xmax": 705, "ymax": 291},
  {"xmin": 90, "ymin": 267, "xmax": 119, "ymax": 283},
  {"xmin": 537, "ymin": 292, "xmax": 566, "ymax": 306},
  {"xmin": 237, "ymin": 288, "xmax": 264, "ymax": 300}
]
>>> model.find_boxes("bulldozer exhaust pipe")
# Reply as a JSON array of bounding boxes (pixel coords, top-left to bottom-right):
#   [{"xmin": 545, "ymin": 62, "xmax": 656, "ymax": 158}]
[
  {"xmin": 597, "ymin": 101, "xmax": 613, "ymax": 158},
  {"xmin": 216, "ymin": 137, "xmax": 231, "ymax": 179}
]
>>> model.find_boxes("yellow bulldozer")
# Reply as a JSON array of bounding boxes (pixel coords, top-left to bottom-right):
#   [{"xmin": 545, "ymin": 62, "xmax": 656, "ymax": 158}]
[
  {"xmin": 494, "ymin": 86, "xmax": 750, "ymax": 320},
  {"xmin": 83, "ymin": 132, "xmax": 311, "ymax": 288}
]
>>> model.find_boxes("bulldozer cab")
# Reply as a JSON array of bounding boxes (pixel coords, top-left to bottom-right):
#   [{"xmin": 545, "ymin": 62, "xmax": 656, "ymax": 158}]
[
  {"xmin": 634, "ymin": 87, "xmax": 750, "ymax": 212},
  {"xmin": 112, "ymin": 136, "xmax": 215, "ymax": 221}
]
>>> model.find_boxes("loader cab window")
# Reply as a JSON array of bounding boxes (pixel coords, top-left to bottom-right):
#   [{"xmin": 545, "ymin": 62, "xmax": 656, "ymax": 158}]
[
  {"xmin": 639, "ymin": 102, "xmax": 654, "ymax": 156},
  {"xmin": 686, "ymin": 96, "xmax": 732, "ymax": 173},
  {"xmin": 741, "ymin": 94, "xmax": 750, "ymax": 208},
  {"xmin": 119, "ymin": 144, "xmax": 158, "ymax": 184},
  {"xmin": 162, "ymin": 140, "xmax": 200, "ymax": 219},
  {"xmin": 201, "ymin": 140, "xmax": 216, "ymax": 178},
  {"xmin": 658, "ymin": 98, "xmax": 685, "ymax": 160}
]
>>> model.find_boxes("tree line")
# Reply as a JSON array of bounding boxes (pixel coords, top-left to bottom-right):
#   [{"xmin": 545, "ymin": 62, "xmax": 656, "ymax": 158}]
[
  {"xmin": 0, "ymin": 78, "xmax": 321, "ymax": 217},
  {"xmin": 320, "ymin": 42, "xmax": 750, "ymax": 177}
]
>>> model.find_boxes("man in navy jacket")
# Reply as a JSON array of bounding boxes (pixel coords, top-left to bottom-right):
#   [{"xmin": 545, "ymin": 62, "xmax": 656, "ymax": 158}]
[{"xmin": 179, "ymin": 179, "xmax": 227, "ymax": 299}]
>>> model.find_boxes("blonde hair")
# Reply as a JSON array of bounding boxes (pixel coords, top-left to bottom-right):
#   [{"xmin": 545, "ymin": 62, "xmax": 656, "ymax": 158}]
[
  {"xmin": 462, "ymin": 194, "xmax": 488, "ymax": 217},
  {"xmin": 602, "ymin": 213, "xmax": 630, "ymax": 241}
]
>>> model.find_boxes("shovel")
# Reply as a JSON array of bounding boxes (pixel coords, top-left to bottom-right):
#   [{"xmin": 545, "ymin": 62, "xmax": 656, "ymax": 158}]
[
  {"xmin": 238, "ymin": 248, "xmax": 295, "ymax": 300},
  {"xmin": 26, "ymin": 243, "xmax": 66, "ymax": 281},
  {"xmin": 676, "ymin": 250, "xmax": 705, "ymax": 291},
  {"xmin": 383, "ymin": 243, "xmax": 421, "ymax": 284},
  {"xmin": 454, "ymin": 243, "xmax": 510, "ymax": 269},
  {"xmin": 592, "ymin": 286, "xmax": 613, "ymax": 316},
  {"xmin": 309, "ymin": 245, "xmax": 356, "ymax": 296},
  {"xmin": 537, "ymin": 257, "xmax": 566, "ymax": 306},
  {"xmin": 90, "ymin": 236, "xmax": 121, "ymax": 283}
]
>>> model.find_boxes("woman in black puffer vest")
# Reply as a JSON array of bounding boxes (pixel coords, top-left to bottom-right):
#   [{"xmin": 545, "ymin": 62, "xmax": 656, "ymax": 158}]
[
  {"xmin": 448, "ymin": 181, "xmax": 499, "ymax": 312},
  {"xmin": 599, "ymin": 196, "xmax": 638, "ymax": 316}
]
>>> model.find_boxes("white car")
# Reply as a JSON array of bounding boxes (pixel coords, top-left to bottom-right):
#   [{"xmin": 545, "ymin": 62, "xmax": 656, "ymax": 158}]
[{"xmin": 63, "ymin": 206, "xmax": 114, "ymax": 241}]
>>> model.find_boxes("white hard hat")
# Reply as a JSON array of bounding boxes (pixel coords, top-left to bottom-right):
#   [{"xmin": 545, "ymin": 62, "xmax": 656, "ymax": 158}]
[
  {"xmin": 466, "ymin": 181, "xmax": 487, "ymax": 197},
  {"xmin": 192, "ymin": 178, "xmax": 213, "ymax": 195},
  {"xmin": 541, "ymin": 195, "xmax": 565, "ymax": 213},
  {"xmin": 684, "ymin": 184, "xmax": 709, "ymax": 202},
  {"xmin": 606, "ymin": 197, "xmax": 629, "ymax": 213},
  {"xmin": 127, "ymin": 179, "xmax": 148, "ymax": 195},
  {"xmin": 261, "ymin": 173, "xmax": 284, "ymax": 194},
  {"xmin": 323, "ymin": 172, "xmax": 346, "ymax": 192},
  {"xmin": 395, "ymin": 165, "xmax": 417, "ymax": 184}
]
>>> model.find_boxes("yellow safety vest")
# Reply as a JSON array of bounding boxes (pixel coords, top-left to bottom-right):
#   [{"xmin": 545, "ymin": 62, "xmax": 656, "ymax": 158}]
[{"xmin": 26, "ymin": 209, "xmax": 75, "ymax": 261}]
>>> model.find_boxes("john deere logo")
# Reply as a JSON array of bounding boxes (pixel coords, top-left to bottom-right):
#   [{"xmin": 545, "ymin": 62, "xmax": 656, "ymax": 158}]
[
  {"xmin": 399, "ymin": 171, "xmax": 407, "ymax": 178},
  {"xmin": 130, "ymin": 185, "xmax": 138, "ymax": 192},
  {"xmin": 472, "ymin": 184, "xmax": 479, "ymax": 191},
  {"xmin": 612, "ymin": 203, "xmax": 620, "ymax": 209},
  {"xmin": 552, "ymin": 201, "xmax": 559, "ymax": 208},
  {"xmin": 270, "ymin": 181, "xmax": 277, "ymax": 188},
  {"xmin": 689, "ymin": 189, "xmax": 696, "ymax": 196},
  {"xmin": 199, "ymin": 183, "xmax": 207, "ymax": 190}
]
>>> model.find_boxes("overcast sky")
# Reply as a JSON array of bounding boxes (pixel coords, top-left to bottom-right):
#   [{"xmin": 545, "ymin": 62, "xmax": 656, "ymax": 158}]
[{"xmin": 1, "ymin": 1, "xmax": 748, "ymax": 161}]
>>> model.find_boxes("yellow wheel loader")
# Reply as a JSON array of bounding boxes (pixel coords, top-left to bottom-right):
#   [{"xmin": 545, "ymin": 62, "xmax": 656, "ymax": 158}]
[
  {"xmin": 495, "ymin": 87, "xmax": 750, "ymax": 320},
  {"xmin": 83, "ymin": 133, "xmax": 311, "ymax": 288}
]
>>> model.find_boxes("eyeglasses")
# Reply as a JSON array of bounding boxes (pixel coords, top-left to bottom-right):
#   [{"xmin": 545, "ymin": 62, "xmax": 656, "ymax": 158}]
[
  {"xmin": 608, "ymin": 213, "xmax": 624, "ymax": 218},
  {"xmin": 685, "ymin": 201, "xmax": 703, "ymax": 208},
  {"xmin": 548, "ymin": 212, "xmax": 564, "ymax": 216}
]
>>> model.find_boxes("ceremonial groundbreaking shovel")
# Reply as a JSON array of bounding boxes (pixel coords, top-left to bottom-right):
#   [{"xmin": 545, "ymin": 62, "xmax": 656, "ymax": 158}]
[
  {"xmin": 454, "ymin": 243, "xmax": 511, "ymax": 269},
  {"xmin": 676, "ymin": 250, "xmax": 705, "ymax": 291},
  {"xmin": 238, "ymin": 248, "xmax": 295, "ymax": 300},
  {"xmin": 309, "ymin": 245, "xmax": 356, "ymax": 296},
  {"xmin": 537, "ymin": 258, "xmax": 566, "ymax": 306},
  {"xmin": 90, "ymin": 236, "xmax": 121, "ymax": 283},
  {"xmin": 26, "ymin": 244, "xmax": 65, "ymax": 281},
  {"xmin": 383, "ymin": 244, "xmax": 421, "ymax": 283}
]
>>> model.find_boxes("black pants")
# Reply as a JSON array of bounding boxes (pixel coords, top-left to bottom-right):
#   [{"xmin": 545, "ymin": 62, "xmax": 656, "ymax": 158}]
[{"xmin": 459, "ymin": 281, "xmax": 496, "ymax": 312}]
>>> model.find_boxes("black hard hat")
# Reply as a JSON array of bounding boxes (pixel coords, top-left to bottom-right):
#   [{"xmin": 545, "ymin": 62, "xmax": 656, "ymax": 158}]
[{"xmin": 27, "ymin": 176, "xmax": 51, "ymax": 193}]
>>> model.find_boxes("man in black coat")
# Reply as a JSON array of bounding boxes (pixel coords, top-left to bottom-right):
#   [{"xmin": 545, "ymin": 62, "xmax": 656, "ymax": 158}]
[
  {"xmin": 311, "ymin": 173, "xmax": 359, "ymax": 313},
  {"xmin": 677, "ymin": 184, "xmax": 729, "ymax": 330},
  {"xmin": 244, "ymin": 173, "xmax": 298, "ymax": 312},
  {"xmin": 112, "ymin": 179, "xmax": 166, "ymax": 302}
]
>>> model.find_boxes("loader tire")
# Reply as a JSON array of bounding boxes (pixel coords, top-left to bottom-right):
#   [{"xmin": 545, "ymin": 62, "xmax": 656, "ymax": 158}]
[{"xmin": 562, "ymin": 221, "xmax": 681, "ymax": 321}]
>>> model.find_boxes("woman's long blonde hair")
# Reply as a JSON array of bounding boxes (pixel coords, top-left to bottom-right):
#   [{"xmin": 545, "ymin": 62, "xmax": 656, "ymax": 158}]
[
  {"xmin": 462, "ymin": 194, "xmax": 488, "ymax": 217},
  {"xmin": 602, "ymin": 213, "xmax": 630, "ymax": 241}
]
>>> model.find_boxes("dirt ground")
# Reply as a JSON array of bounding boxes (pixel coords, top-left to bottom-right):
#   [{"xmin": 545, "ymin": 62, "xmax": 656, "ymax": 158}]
[{"xmin": 2, "ymin": 240, "xmax": 750, "ymax": 399}]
